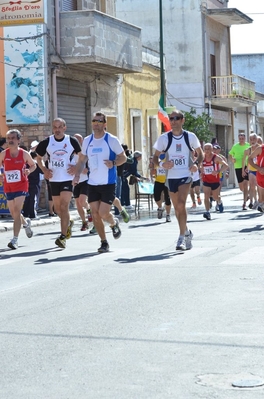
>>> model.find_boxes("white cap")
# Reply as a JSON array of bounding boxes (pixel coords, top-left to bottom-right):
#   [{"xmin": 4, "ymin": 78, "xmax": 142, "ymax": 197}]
[{"xmin": 30, "ymin": 140, "xmax": 39, "ymax": 149}]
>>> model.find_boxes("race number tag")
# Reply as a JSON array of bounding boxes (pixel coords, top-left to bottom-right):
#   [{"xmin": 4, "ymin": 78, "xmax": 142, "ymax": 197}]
[
  {"xmin": 171, "ymin": 155, "xmax": 187, "ymax": 169},
  {"xmin": 204, "ymin": 166, "xmax": 214, "ymax": 175},
  {"xmin": 90, "ymin": 154, "xmax": 98, "ymax": 170},
  {"xmin": 157, "ymin": 167, "xmax": 166, "ymax": 176},
  {"xmin": 5, "ymin": 169, "xmax": 21, "ymax": 183},
  {"xmin": 51, "ymin": 160, "xmax": 65, "ymax": 169}
]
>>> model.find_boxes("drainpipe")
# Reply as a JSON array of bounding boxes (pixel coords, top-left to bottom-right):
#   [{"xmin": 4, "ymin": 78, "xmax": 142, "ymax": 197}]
[
  {"xmin": 55, "ymin": 0, "xmax": 60, "ymax": 54},
  {"xmin": 227, "ymin": 26, "xmax": 234, "ymax": 143},
  {"xmin": 52, "ymin": 0, "xmax": 60, "ymax": 119},
  {"xmin": 246, "ymin": 107, "xmax": 250, "ymax": 139},
  {"xmin": 52, "ymin": 68, "xmax": 58, "ymax": 118}
]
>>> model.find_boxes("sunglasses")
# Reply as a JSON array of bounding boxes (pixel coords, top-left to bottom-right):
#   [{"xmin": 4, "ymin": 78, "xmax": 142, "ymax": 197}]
[
  {"xmin": 169, "ymin": 116, "xmax": 182, "ymax": 121},
  {"xmin": 92, "ymin": 119, "xmax": 105, "ymax": 123}
]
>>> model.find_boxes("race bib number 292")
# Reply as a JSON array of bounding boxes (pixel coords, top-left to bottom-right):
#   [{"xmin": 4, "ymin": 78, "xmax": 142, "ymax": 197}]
[{"xmin": 5, "ymin": 169, "xmax": 21, "ymax": 183}]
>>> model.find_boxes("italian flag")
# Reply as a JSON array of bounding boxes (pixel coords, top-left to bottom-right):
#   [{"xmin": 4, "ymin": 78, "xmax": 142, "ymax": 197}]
[{"xmin": 158, "ymin": 97, "xmax": 171, "ymax": 132}]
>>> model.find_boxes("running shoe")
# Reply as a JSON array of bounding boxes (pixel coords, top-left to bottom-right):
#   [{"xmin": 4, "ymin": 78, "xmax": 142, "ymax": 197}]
[
  {"xmin": 252, "ymin": 201, "xmax": 259, "ymax": 210},
  {"xmin": 176, "ymin": 236, "xmax": 186, "ymax": 251},
  {"xmin": 185, "ymin": 230, "xmax": 193, "ymax": 250},
  {"xmin": 157, "ymin": 208, "xmax": 164, "ymax": 219},
  {"xmin": 125, "ymin": 205, "xmax": 134, "ymax": 210},
  {"xmin": 98, "ymin": 240, "xmax": 110, "ymax": 253},
  {"xmin": 81, "ymin": 221, "xmax": 88, "ymax": 231},
  {"xmin": 55, "ymin": 234, "xmax": 66, "ymax": 249},
  {"xmin": 89, "ymin": 225, "xmax": 98, "ymax": 235},
  {"xmin": 218, "ymin": 202, "xmax": 224, "ymax": 213},
  {"xmin": 66, "ymin": 219, "xmax": 74, "ymax": 239},
  {"xmin": 197, "ymin": 197, "xmax": 202, "ymax": 205},
  {"xmin": 110, "ymin": 218, "xmax": 121, "ymax": 239},
  {"xmin": 8, "ymin": 238, "xmax": 18, "ymax": 250},
  {"xmin": 87, "ymin": 209, "xmax": 93, "ymax": 223},
  {"xmin": 24, "ymin": 218, "xmax": 33, "ymax": 238},
  {"xmin": 120, "ymin": 207, "xmax": 130, "ymax": 223},
  {"xmin": 203, "ymin": 211, "xmax": 211, "ymax": 220},
  {"xmin": 190, "ymin": 203, "xmax": 196, "ymax": 209},
  {"xmin": 257, "ymin": 203, "xmax": 264, "ymax": 213},
  {"xmin": 166, "ymin": 215, "xmax": 171, "ymax": 222},
  {"xmin": 215, "ymin": 204, "xmax": 219, "ymax": 212},
  {"xmin": 242, "ymin": 203, "xmax": 247, "ymax": 211}
]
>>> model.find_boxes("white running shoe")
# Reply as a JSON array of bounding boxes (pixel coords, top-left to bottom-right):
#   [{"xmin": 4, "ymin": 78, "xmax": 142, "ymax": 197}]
[
  {"xmin": 252, "ymin": 201, "xmax": 259, "ymax": 210},
  {"xmin": 24, "ymin": 218, "xmax": 33, "ymax": 238},
  {"xmin": 8, "ymin": 238, "xmax": 18, "ymax": 250},
  {"xmin": 166, "ymin": 215, "xmax": 171, "ymax": 222},
  {"xmin": 176, "ymin": 236, "xmax": 186, "ymax": 251},
  {"xmin": 185, "ymin": 230, "xmax": 193, "ymax": 250}
]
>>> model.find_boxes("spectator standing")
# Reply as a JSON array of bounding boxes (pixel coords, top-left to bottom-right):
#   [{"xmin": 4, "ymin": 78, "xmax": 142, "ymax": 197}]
[
  {"xmin": 0, "ymin": 137, "xmax": 7, "ymax": 153},
  {"xmin": 122, "ymin": 151, "xmax": 145, "ymax": 209}
]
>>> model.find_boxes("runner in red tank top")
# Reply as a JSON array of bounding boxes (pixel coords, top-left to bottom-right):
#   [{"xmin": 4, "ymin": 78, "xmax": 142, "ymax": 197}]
[
  {"xmin": 248, "ymin": 144, "xmax": 264, "ymax": 213},
  {"xmin": 201, "ymin": 143, "xmax": 228, "ymax": 220},
  {"xmin": 0, "ymin": 129, "xmax": 36, "ymax": 249}
]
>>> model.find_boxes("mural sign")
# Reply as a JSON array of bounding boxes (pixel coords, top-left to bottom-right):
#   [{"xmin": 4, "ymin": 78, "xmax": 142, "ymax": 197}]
[
  {"xmin": 0, "ymin": 0, "xmax": 44, "ymax": 26},
  {"xmin": 4, "ymin": 24, "xmax": 48, "ymax": 124}
]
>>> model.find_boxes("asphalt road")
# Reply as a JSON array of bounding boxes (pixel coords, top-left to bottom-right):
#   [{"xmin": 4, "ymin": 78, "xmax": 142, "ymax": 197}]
[{"xmin": 0, "ymin": 191, "xmax": 264, "ymax": 398}]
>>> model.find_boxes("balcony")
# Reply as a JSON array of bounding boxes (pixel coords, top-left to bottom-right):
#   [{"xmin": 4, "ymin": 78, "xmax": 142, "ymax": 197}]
[
  {"xmin": 206, "ymin": 74, "xmax": 256, "ymax": 108},
  {"xmin": 50, "ymin": 10, "xmax": 142, "ymax": 75}
]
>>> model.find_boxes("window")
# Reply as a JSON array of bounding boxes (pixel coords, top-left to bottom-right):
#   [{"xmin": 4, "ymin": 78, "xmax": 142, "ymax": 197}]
[{"xmin": 61, "ymin": 0, "xmax": 77, "ymax": 11}]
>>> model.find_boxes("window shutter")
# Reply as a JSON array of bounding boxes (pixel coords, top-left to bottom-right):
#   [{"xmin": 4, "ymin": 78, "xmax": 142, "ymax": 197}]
[{"xmin": 61, "ymin": 0, "xmax": 77, "ymax": 11}]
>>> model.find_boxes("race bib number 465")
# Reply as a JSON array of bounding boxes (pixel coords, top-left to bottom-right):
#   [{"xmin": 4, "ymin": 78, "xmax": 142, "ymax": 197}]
[{"xmin": 5, "ymin": 169, "xmax": 21, "ymax": 183}]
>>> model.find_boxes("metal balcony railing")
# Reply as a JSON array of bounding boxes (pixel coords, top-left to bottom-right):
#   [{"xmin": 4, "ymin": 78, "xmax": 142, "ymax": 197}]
[{"xmin": 210, "ymin": 74, "xmax": 255, "ymax": 101}]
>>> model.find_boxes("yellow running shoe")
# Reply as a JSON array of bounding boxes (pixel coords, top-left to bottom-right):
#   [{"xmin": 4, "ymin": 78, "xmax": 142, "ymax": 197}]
[{"xmin": 66, "ymin": 219, "xmax": 74, "ymax": 239}]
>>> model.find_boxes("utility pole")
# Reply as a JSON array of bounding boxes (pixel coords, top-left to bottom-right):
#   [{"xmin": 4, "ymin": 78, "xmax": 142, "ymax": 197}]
[{"xmin": 159, "ymin": 0, "xmax": 165, "ymax": 110}]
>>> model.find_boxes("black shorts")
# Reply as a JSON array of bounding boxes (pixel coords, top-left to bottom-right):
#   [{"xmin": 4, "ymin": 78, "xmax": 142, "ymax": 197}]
[
  {"xmin": 154, "ymin": 181, "xmax": 171, "ymax": 205},
  {"xmin": 87, "ymin": 183, "xmax": 116, "ymax": 205},
  {"xmin": 191, "ymin": 179, "xmax": 200, "ymax": 189},
  {"xmin": 167, "ymin": 177, "xmax": 192, "ymax": 193},
  {"xmin": 235, "ymin": 168, "xmax": 249, "ymax": 183},
  {"xmin": 73, "ymin": 180, "xmax": 88, "ymax": 198},
  {"xmin": 50, "ymin": 181, "xmax": 73, "ymax": 196},
  {"xmin": 203, "ymin": 181, "xmax": 220, "ymax": 191}
]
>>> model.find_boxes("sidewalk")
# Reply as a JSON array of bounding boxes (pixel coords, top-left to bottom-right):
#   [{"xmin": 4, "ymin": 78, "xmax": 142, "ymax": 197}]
[{"xmin": 0, "ymin": 187, "xmax": 241, "ymax": 233}]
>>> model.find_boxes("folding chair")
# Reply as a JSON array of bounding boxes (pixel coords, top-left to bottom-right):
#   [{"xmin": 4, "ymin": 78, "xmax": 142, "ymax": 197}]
[{"xmin": 134, "ymin": 181, "xmax": 154, "ymax": 212}]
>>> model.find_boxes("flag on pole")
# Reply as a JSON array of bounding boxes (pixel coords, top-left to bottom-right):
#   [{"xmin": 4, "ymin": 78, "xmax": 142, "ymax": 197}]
[{"xmin": 158, "ymin": 97, "xmax": 171, "ymax": 132}]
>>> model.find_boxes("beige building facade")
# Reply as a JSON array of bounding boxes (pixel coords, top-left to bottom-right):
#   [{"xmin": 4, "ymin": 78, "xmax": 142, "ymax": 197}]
[{"xmin": 116, "ymin": 0, "xmax": 256, "ymax": 186}]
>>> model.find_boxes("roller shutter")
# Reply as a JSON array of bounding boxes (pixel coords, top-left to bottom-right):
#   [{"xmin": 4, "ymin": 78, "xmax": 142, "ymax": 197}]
[
  {"xmin": 61, "ymin": 0, "xmax": 77, "ymax": 11},
  {"xmin": 57, "ymin": 78, "xmax": 87, "ymax": 137}
]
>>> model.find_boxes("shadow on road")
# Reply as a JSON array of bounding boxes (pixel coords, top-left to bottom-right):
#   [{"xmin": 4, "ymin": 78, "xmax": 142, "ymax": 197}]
[{"xmin": 115, "ymin": 251, "xmax": 184, "ymax": 264}]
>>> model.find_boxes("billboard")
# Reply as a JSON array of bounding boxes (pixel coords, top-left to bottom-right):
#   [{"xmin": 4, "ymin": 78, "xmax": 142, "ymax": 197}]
[
  {"xmin": 4, "ymin": 24, "xmax": 48, "ymax": 124},
  {"xmin": 0, "ymin": 0, "xmax": 44, "ymax": 27}
]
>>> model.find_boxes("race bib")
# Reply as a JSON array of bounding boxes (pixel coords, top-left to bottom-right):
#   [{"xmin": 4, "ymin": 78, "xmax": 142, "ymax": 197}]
[
  {"xmin": 5, "ymin": 169, "xmax": 21, "ymax": 183},
  {"xmin": 157, "ymin": 167, "xmax": 166, "ymax": 176},
  {"xmin": 171, "ymin": 155, "xmax": 187, "ymax": 169},
  {"xmin": 50, "ymin": 159, "xmax": 65, "ymax": 169},
  {"xmin": 90, "ymin": 154, "xmax": 98, "ymax": 170},
  {"xmin": 204, "ymin": 166, "xmax": 214, "ymax": 175}
]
